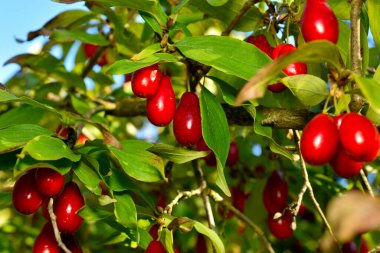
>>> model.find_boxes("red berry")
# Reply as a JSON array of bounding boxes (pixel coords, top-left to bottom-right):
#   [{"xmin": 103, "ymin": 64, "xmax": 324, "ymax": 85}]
[
  {"xmin": 330, "ymin": 148, "xmax": 363, "ymax": 178},
  {"xmin": 196, "ymin": 138, "xmax": 217, "ymax": 166},
  {"xmin": 342, "ymin": 237, "xmax": 369, "ymax": 253},
  {"xmin": 339, "ymin": 113, "xmax": 379, "ymax": 162},
  {"xmin": 195, "ymin": 234, "xmax": 206, "ymax": 252},
  {"xmin": 61, "ymin": 234, "xmax": 83, "ymax": 253},
  {"xmin": 54, "ymin": 182, "xmax": 85, "ymax": 233},
  {"xmin": 226, "ymin": 142, "xmax": 239, "ymax": 167},
  {"xmin": 41, "ymin": 198, "xmax": 50, "ymax": 220},
  {"xmin": 12, "ymin": 170, "xmax": 43, "ymax": 215},
  {"xmin": 268, "ymin": 210, "xmax": 293, "ymax": 240},
  {"xmin": 263, "ymin": 170, "xmax": 288, "ymax": 214},
  {"xmin": 149, "ymin": 224, "xmax": 159, "ymax": 240},
  {"xmin": 146, "ymin": 75, "xmax": 176, "ymax": 126},
  {"xmin": 173, "ymin": 92, "xmax": 202, "ymax": 146},
  {"xmin": 33, "ymin": 222, "xmax": 60, "ymax": 253},
  {"xmin": 145, "ymin": 241, "xmax": 166, "ymax": 253},
  {"xmin": 246, "ymin": 34, "xmax": 272, "ymax": 56},
  {"xmin": 77, "ymin": 134, "xmax": 88, "ymax": 145},
  {"xmin": 83, "ymin": 44, "xmax": 107, "ymax": 66},
  {"xmin": 300, "ymin": 0, "xmax": 339, "ymax": 44},
  {"xmin": 35, "ymin": 168, "xmax": 65, "ymax": 197},
  {"xmin": 131, "ymin": 65, "xmax": 162, "ymax": 98},
  {"xmin": 300, "ymin": 114, "xmax": 339, "ymax": 165},
  {"xmin": 268, "ymin": 44, "xmax": 307, "ymax": 92},
  {"xmin": 174, "ymin": 248, "xmax": 180, "ymax": 253},
  {"xmin": 232, "ymin": 186, "xmax": 250, "ymax": 213},
  {"xmin": 56, "ymin": 124, "xmax": 68, "ymax": 138}
]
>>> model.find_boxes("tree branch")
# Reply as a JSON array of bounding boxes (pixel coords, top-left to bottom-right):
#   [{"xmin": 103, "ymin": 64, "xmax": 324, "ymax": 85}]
[
  {"xmin": 208, "ymin": 189, "xmax": 275, "ymax": 253},
  {"xmin": 47, "ymin": 198, "xmax": 72, "ymax": 253},
  {"xmin": 163, "ymin": 186, "xmax": 203, "ymax": 214},
  {"xmin": 105, "ymin": 98, "xmax": 314, "ymax": 129},
  {"xmin": 192, "ymin": 160, "xmax": 216, "ymax": 230},
  {"xmin": 222, "ymin": 0, "xmax": 261, "ymax": 36}
]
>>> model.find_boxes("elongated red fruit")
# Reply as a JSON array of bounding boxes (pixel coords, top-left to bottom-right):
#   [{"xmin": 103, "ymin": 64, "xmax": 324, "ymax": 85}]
[
  {"xmin": 131, "ymin": 65, "xmax": 162, "ymax": 98},
  {"xmin": 146, "ymin": 76, "xmax": 176, "ymax": 126},
  {"xmin": 33, "ymin": 222, "xmax": 60, "ymax": 253},
  {"xmin": 263, "ymin": 170, "xmax": 288, "ymax": 214},
  {"xmin": 35, "ymin": 168, "xmax": 65, "ymax": 197},
  {"xmin": 246, "ymin": 34, "xmax": 272, "ymax": 56},
  {"xmin": 173, "ymin": 92, "xmax": 202, "ymax": 146},
  {"xmin": 300, "ymin": 0, "xmax": 339, "ymax": 44}
]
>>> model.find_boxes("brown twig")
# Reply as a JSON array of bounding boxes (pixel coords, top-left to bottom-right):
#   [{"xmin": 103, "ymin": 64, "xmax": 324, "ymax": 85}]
[
  {"xmin": 192, "ymin": 160, "xmax": 215, "ymax": 230},
  {"xmin": 47, "ymin": 198, "xmax": 72, "ymax": 253},
  {"xmin": 222, "ymin": 0, "xmax": 261, "ymax": 36},
  {"xmin": 208, "ymin": 189, "xmax": 275, "ymax": 253},
  {"xmin": 359, "ymin": 169, "xmax": 375, "ymax": 197},
  {"xmin": 163, "ymin": 186, "xmax": 204, "ymax": 214}
]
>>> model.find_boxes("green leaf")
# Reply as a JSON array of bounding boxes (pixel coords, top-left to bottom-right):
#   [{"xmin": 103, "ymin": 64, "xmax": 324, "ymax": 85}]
[
  {"xmin": 108, "ymin": 145, "xmax": 165, "ymax": 183},
  {"xmin": 200, "ymin": 86, "xmax": 230, "ymax": 196},
  {"xmin": 50, "ymin": 30, "xmax": 109, "ymax": 45},
  {"xmin": 194, "ymin": 221, "xmax": 225, "ymax": 253},
  {"xmin": 235, "ymin": 41, "xmax": 344, "ymax": 104},
  {"xmin": 131, "ymin": 43, "xmax": 162, "ymax": 61},
  {"xmin": 281, "ymin": 74, "xmax": 329, "ymax": 106},
  {"xmin": 175, "ymin": 36, "xmax": 272, "ymax": 81},
  {"xmin": 140, "ymin": 12, "xmax": 163, "ymax": 34},
  {"xmin": 0, "ymin": 124, "xmax": 53, "ymax": 153},
  {"xmin": 79, "ymin": 206, "xmax": 113, "ymax": 222},
  {"xmin": 148, "ymin": 144, "xmax": 208, "ymax": 164},
  {"xmin": 0, "ymin": 89, "xmax": 17, "ymax": 102},
  {"xmin": 368, "ymin": 0, "xmax": 380, "ymax": 48},
  {"xmin": 106, "ymin": 53, "xmax": 178, "ymax": 75},
  {"xmin": 207, "ymin": 0, "xmax": 228, "ymax": 6},
  {"xmin": 14, "ymin": 156, "xmax": 73, "ymax": 176},
  {"xmin": 22, "ymin": 136, "xmax": 81, "ymax": 162},
  {"xmin": 351, "ymin": 74, "xmax": 380, "ymax": 114},
  {"xmin": 113, "ymin": 192, "xmax": 137, "ymax": 241},
  {"xmin": 73, "ymin": 158, "xmax": 102, "ymax": 195},
  {"xmin": 160, "ymin": 228, "xmax": 174, "ymax": 253}
]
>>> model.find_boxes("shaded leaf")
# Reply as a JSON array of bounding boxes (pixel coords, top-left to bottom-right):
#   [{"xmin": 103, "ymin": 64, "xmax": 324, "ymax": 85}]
[
  {"xmin": 73, "ymin": 158, "xmax": 103, "ymax": 195},
  {"xmin": 14, "ymin": 156, "xmax": 73, "ymax": 176},
  {"xmin": 368, "ymin": 0, "xmax": 380, "ymax": 48},
  {"xmin": 207, "ymin": 0, "xmax": 228, "ymax": 6},
  {"xmin": 352, "ymin": 74, "xmax": 380, "ymax": 113},
  {"xmin": 79, "ymin": 206, "xmax": 113, "ymax": 222},
  {"xmin": 200, "ymin": 86, "xmax": 230, "ymax": 196},
  {"xmin": 194, "ymin": 221, "xmax": 225, "ymax": 253},
  {"xmin": 235, "ymin": 41, "xmax": 344, "ymax": 104},
  {"xmin": 113, "ymin": 192, "xmax": 138, "ymax": 241},
  {"xmin": 148, "ymin": 144, "xmax": 208, "ymax": 164},
  {"xmin": 50, "ymin": 29, "xmax": 109, "ymax": 45}
]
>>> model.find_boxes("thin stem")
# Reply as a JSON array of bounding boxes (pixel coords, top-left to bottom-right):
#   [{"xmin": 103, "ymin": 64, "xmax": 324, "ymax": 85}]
[
  {"xmin": 294, "ymin": 131, "xmax": 339, "ymax": 247},
  {"xmin": 360, "ymin": 169, "xmax": 375, "ymax": 197},
  {"xmin": 47, "ymin": 198, "xmax": 72, "ymax": 253},
  {"xmin": 208, "ymin": 189, "xmax": 275, "ymax": 253},
  {"xmin": 222, "ymin": 0, "xmax": 260, "ymax": 36},
  {"xmin": 163, "ymin": 186, "xmax": 203, "ymax": 214},
  {"xmin": 350, "ymin": 0, "xmax": 363, "ymax": 76},
  {"xmin": 192, "ymin": 160, "xmax": 216, "ymax": 230}
]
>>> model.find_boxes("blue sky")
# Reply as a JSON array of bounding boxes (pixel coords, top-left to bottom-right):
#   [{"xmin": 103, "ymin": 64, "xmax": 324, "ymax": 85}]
[{"xmin": 0, "ymin": 0, "xmax": 86, "ymax": 83}]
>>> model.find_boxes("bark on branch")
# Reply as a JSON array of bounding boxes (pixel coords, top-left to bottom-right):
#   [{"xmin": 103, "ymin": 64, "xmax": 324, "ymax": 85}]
[{"xmin": 105, "ymin": 98, "xmax": 314, "ymax": 129}]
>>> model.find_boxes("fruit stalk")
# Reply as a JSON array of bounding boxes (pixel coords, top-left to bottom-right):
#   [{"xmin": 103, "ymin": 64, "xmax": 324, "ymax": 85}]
[
  {"xmin": 359, "ymin": 170, "xmax": 375, "ymax": 198},
  {"xmin": 192, "ymin": 160, "xmax": 216, "ymax": 230},
  {"xmin": 47, "ymin": 198, "xmax": 72, "ymax": 253},
  {"xmin": 294, "ymin": 131, "xmax": 339, "ymax": 247}
]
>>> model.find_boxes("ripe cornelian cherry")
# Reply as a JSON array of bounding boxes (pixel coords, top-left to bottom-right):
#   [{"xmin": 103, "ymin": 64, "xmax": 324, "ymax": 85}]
[
  {"xmin": 77, "ymin": 134, "xmax": 88, "ymax": 145},
  {"xmin": 268, "ymin": 210, "xmax": 293, "ymax": 240},
  {"xmin": 300, "ymin": 0, "xmax": 339, "ymax": 44},
  {"xmin": 268, "ymin": 44, "xmax": 307, "ymax": 92},
  {"xmin": 145, "ymin": 241, "xmax": 166, "ymax": 253},
  {"xmin": 342, "ymin": 237, "xmax": 369, "ymax": 253},
  {"xmin": 54, "ymin": 182, "xmax": 85, "ymax": 233},
  {"xmin": 330, "ymin": 148, "xmax": 363, "ymax": 178},
  {"xmin": 173, "ymin": 92, "xmax": 202, "ymax": 146},
  {"xmin": 300, "ymin": 114, "xmax": 339, "ymax": 165},
  {"xmin": 131, "ymin": 65, "xmax": 162, "ymax": 98},
  {"xmin": 33, "ymin": 222, "xmax": 60, "ymax": 253},
  {"xmin": 263, "ymin": 170, "xmax": 288, "ymax": 214},
  {"xmin": 196, "ymin": 138, "xmax": 217, "ymax": 166},
  {"xmin": 195, "ymin": 234, "xmax": 207, "ymax": 252},
  {"xmin": 35, "ymin": 168, "xmax": 65, "ymax": 197},
  {"xmin": 232, "ymin": 186, "xmax": 250, "ymax": 213},
  {"xmin": 226, "ymin": 142, "xmax": 240, "ymax": 167},
  {"xmin": 12, "ymin": 170, "xmax": 43, "ymax": 215},
  {"xmin": 62, "ymin": 234, "xmax": 83, "ymax": 253},
  {"xmin": 146, "ymin": 75, "xmax": 176, "ymax": 126},
  {"xmin": 83, "ymin": 43, "xmax": 107, "ymax": 66},
  {"xmin": 246, "ymin": 34, "xmax": 272, "ymax": 56},
  {"xmin": 339, "ymin": 113, "xmax": 380, "ymax": 162}
]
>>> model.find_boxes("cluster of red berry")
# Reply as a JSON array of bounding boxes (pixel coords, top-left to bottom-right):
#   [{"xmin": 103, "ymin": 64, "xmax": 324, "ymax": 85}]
[
  {"xmin": 262, "ymin": 170, "xmax": 293, "ymax": 240},
  {"xmin": 301, "ymin": 113, "xmax": 380, "ymax": 178},
  {"xmin": 12, "ymin": 168, "xmax": 84, "ymax": 252},
  {"xmin": 246, "ymin": 34, "xmax": 307, "ymax": 93},
  {"xmin": 131, "ymin": 64, "xmax": 176, "ymax": 126}
]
